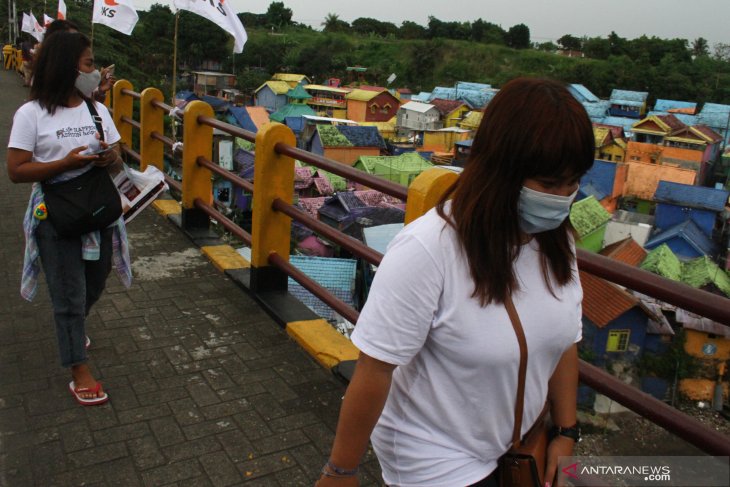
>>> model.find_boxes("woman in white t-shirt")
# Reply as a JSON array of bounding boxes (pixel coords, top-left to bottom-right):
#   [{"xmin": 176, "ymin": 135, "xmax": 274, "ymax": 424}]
[
  {"xmin": 7, "ymin": 32, "xmax": 130, "ymax": 406},
  {"xmin": 317, "ymin": 78, "xmax": 595, "ymax": 487}
]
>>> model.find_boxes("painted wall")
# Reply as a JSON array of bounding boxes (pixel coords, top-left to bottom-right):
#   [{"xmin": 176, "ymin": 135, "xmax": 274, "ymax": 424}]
[
  {"xmin": 604, "ymin": 221, "xmax": 653, "ymax": 247},
  {"xmin": 366, "ymin": 92, "xmax": 400, "ymax": 122},
  {"xmin": 443, "ymin": 105, "xmax": 471, "ymax": 128},
  {"xmin": 583, "ymin": 308, "xmax": 648, "ymax": 366},
  {"xmin": 624, "ymin": 161, "xmax": 697, "ymax": 200},
  {"xmin": 684, "ymin": 329, "xmax": 730, "ymax": 360},
  {"xmin": 596, "ymin": 143, "xmax": 627, "ymax": 163},
  {"xmin": 576, "ymin": 225, "xmax": 608, "ymax": 252},
  {"xmin": 324, "ymin": 147, "xmax": 381, "ymax": 166},
  {"xmin": 347, "ymin": 100, "xmax": 367, "ymax": 122},
  {"xmin": 255, "ymin": 87, "xmax": 287, "ymax": 112},
  {"xmin": 422, "ymin": 131, "xmax": 471, "ymax": 152}
]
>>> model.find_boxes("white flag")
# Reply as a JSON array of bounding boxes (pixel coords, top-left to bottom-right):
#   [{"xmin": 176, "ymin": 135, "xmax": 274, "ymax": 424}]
[
  {"xmin": 43, "ymin": 14, "xmax": 54, "ymax": 28},
  {"xmin": 22, "ymin": 12, "xmax": 44, "ymax": 42},
  {"xmin": 92, "ymin": 0, "xmax": 139, "ymax": 36},
  {"xmin": 57, "ymin": 0, "xmax": 67, "ymax": 20},
  {"xmin": 173, "ymin": 0, "xmax": 247, "ymax": 53}
]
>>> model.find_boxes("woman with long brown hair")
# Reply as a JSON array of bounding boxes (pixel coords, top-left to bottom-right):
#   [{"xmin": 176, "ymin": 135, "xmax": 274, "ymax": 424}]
[{"xmin": 316, "ymin": 78, "xmax": 594, "ymax": 487}]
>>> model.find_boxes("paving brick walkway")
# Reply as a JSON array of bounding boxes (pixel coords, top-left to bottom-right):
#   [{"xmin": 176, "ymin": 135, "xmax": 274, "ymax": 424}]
[{"xmin": 0, "ymin": 68, "xmax": 380, "ymax": 486}]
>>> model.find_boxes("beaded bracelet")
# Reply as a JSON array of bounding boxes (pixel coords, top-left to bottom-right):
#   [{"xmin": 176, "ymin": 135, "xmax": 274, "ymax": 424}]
[{"xmin": 321, "ymin": 460, "xmax": 358, "ymax": 477}]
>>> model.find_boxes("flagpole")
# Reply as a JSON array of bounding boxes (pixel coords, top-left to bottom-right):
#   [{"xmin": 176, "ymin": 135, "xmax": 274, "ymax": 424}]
[
  {"xmin": 90, "ymin": 21, "xmax": 94, "ymax": 49},
  {"xmin": 172, "ymin": 11, "xmax": 179, "ymax": 106}
]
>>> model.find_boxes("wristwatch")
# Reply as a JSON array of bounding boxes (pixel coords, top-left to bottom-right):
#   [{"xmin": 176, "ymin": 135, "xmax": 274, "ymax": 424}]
[{"xmin": 550, "ymin": 423, "xmax": 581, "ymax": 442}]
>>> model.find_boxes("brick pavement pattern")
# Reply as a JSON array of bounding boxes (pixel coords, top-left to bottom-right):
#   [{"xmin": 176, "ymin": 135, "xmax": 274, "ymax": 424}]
[{"xmin": 0, "ymin": 68, "xmax": 381, "ymax": 486}]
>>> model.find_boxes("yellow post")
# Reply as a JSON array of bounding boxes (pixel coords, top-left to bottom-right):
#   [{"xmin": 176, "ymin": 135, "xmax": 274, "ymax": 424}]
[
  {"xmin": 139, "ymin": 87, "xmax": 165, "ymax": 172},
  {"xmin": 181, "ymin": 100, "xmax": 214, "ymax": 230},
  {"xmin": 3, "ymin": 45, "xmax": 14, "ymax": 70},
  {"xmin": 404, "ymin": 167, "xmax": 459, "ymax": 224},
  {"xmin": 250, "ymin": 122, "xmax": 296, "ymax": 292},
  {"xmin": 15, "ymin": 48, "xmax": 22, "ymax": 74},
  {"xmin": 112, "ymin": 79, "xmax": 134, "ymax": 148}
]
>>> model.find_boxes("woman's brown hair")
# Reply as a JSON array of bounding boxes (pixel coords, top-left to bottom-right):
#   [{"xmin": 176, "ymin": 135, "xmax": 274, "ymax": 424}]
[{"xmin": 437, "ymin": 78, "xmax": 595, "ymax": 305}]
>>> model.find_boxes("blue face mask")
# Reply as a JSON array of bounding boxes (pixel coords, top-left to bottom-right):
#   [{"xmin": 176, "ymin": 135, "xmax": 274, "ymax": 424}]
[{"xmin": 518, "ymin": 185, "xmax": 578, "ymax": 234}]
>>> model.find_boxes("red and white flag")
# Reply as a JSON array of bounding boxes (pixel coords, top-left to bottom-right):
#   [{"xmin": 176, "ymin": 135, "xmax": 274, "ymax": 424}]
[
  {"xmin": 57, "ymin": 0, "xmax": 67, "ymax": 19},
  {"xmin": 43, "ymin": 14, "xmax": 54, "ymax": 27},
  {"xmin": 21, "ymin": 11, "xmax": 45, "ymax": 42},
  {"xmin": 92, "ymin": 0, "xmax": 139, "ymax": 35},
  {"xmin": 173, "ymin": 0, "xmax": 247, "ymax": 53}
]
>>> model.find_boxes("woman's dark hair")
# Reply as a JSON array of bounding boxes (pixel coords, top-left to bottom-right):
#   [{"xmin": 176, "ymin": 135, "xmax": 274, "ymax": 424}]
[
  {"xmin": 437, "ymin": 77, "xmax": 595, "ymax": 305},
  {"xmin": 30, "ymin": 31, "xmax": 90, "ymax": 114},
  {"xmin": 45, "ymin": 19, "xmax": 80, "ymax": 38}
]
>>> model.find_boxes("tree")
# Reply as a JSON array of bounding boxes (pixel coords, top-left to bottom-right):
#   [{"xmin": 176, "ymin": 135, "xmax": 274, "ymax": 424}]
[
  {"xmin": 714, "ymin": 43, "xmax": 730, "ymax": 62},
  {"xmin": 583, "ymin": 37, "xmax": 611, "ymax": 59},
  {"xmin": 692, "ymin": 37, "xmax": 709, "ymax": 57},
  {"xmin": 352, "ymin": 17, "xmax": 397, "ymax": 37},
  {"xmin": 322, "ymin": 13, "xmax": 349, "ymax": 33},
  {"xmin": 399, "ymin": 20, "xmax": 427, "ymax": 40},
  {"xmin": 505, "ymin": 23, "xmax": 530, "ymax": 49},
  {"xmin": 471, "ymin": 18, "xmax": 506, "ymax": 45},
  {"xmin": 265, "ymin": 1, "xmax": 293, "ymax": 29},
  {"xmin": 558, "ymin": 34, "xmax": 582, "ymax": 51}
]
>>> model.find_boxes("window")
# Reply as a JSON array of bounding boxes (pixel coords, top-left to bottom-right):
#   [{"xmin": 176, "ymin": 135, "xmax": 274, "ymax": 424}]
[
  {"xmin": 606, "ymin": 330, "xmax": 630, "ymax": 352},
  {"xmin": 370, "ymin": 103, "xmax": 379, "ymax": 114},
  {"xmin": 382, "ymin": 103, "xmax": 392, "ymax": 114}
]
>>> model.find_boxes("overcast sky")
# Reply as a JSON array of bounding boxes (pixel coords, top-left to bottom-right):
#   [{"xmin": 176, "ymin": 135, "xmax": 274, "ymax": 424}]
[{"xmin": 137, "ymin": 0, "xmax": 730, "ymax": 47}]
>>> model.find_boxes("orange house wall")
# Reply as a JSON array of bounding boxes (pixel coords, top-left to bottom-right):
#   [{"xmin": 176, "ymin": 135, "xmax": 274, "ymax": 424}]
[
  {"xmin": 347, "ymin": 101, "xmax": 367, "ymax": 122},
  {"xmin": 624, "ymin": 161, "xmax": 696, "ymax": 199},
  {"xmin": 324, "ymin": 147, "xmax": 381, "ymax": 166},
  {"xmin": 626, "ymin": 141, "xmax": 703, "ymax": 165}
]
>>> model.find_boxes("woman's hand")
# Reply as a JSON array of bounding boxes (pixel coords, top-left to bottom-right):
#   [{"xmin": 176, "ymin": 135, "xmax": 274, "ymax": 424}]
[
  {"xmin": 93, "ymin": 142, "xmax": 120, "ymax": 168},
  {"xmin": 544, "ymin": 436, "xmax": 575, "ymax": 487},
  {"xmin": 63, "ymin": 146, "xmax": 100, "ymax": 170}
]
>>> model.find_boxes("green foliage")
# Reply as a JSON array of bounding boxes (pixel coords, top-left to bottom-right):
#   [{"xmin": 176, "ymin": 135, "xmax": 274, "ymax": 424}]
[
  {"xmin": 638, "ymin": 329, "xmax": 700, "ymax": 381},
  {"xmin": 322, "ymin": 13, "xmax": 349, "ymax": 33},
  {"xmin": 265, "ymin": 1, "xmax": 293, "ymax": 29},
  {"xmin": 505, "ymin": 24, "xmax": 530, "ymax": 49}
]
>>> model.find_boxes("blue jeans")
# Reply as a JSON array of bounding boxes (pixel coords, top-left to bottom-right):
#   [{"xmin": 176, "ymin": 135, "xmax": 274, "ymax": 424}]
[{"xmin": 35, "ymin": 220, "xmax": 113, "ymax": 368}]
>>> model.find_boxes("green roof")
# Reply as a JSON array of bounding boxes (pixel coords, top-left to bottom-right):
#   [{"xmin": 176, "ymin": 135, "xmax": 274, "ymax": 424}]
[
  {"xmin": 317, "ymin": 170, "xmax": 347, "ymax": 192},
  {"xmin": 287, "ymin": 84, "xmax": 312, "ymax": 100},
  {"xmin": 681, "ymin": 256, "xmax": 730, "ymax": 297},
  {"xmin": 318, "ymin": 125, "xmax": 353, "ymax": 147},
  {"xmin": 358, "ymin": 152, "xmax": 433, "ymax": 174},
  {"xmin": 640, "ymin": 244, "xmax": 684, "ymax": 282},
  {"xmin": 269, "ymin": 103, "xmax": 316, "ymax": 123},
  {"xmin": 569, "ymin": 196, "xmax": 611, "ymax": 237}
]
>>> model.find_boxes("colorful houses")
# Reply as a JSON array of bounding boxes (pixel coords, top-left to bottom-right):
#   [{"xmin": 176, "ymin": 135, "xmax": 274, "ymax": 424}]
[
  {"xmin": 609, "ymin": 89, "xmax": 649, "ymax": 119},
  {"xmin": 579, "ymin": 159, "xmax": 627, "ymax": 212},
  {"xmin": 310, "ymin": 125, "xmax": 386, "ymax": 166},
  {"xmin": 346, "ymin": 88, "xmax": 401, "ymax": 123},
  {"xmin": 304, "ymin": 84, "xmax": 350, "ymax": 119},
  {"xmin": 653, "ymin": 181, "xmax": 729, "ymax": 236},
  {"xmin": 569, "ymin": 196, "xmax": 612, "ymax": 251},
  {"xmin": 430, "ymin": 99, "xmax": 470, "ymax": 128},
  {"xmin": 353, "ymin": 153, "xmax": 433, "ymax": 186},
  {"xmin": 396, "ymin": 101, "xmax": 442, "ymax": 132},
  {"xmin": 254, "ymin": 81, "xmax": 292, "ymax": 112},
  {"xmin": 269, "ymin": 84, "xmax": 316, "ymax": 124}
]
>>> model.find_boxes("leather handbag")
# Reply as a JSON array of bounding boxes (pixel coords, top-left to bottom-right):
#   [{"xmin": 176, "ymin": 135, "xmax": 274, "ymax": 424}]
[
  {"xmin": 41, "ymin": 99, "xmax": 122, "ymax": 238},
  {"xmin": 498, "ymin": 295, "xmax": 551, "ymax": 487}
]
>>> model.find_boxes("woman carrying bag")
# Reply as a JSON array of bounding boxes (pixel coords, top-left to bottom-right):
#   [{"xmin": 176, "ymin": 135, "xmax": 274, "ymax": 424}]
[
  {"xmin": 316, "ymin": 78, "xmax": 593, "ymax": 487},
  {"xmin": 7, "ymin": 31, "xmax": 132, "ymax": 406}
]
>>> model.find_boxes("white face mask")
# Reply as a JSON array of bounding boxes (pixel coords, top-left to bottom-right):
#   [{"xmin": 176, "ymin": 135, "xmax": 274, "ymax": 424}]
[
  {"xmin": 75, "ymin": 69, "xmax": 101, "ymax": 98},
  {"xmin": 518, "ymin": 185, "xmax": 578, "ymax": 234}
]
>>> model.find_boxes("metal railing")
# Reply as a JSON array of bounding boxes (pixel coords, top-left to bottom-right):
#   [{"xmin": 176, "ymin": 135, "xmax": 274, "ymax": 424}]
[{"xmin": 111, "ymin": 80, "xmax": 730, "ymax": 457}]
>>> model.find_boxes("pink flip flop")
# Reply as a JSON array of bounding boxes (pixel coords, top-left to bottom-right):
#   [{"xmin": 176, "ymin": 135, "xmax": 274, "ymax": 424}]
[{"xmin": 69, "ymin": 381, "xmax": 108, "ymax": 406}]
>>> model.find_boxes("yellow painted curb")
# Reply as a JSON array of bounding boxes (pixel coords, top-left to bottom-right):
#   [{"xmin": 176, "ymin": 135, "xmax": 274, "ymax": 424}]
[
  {"xmin": 286, "ymin": 319, "xmax": 359, "ymax": 369},
  {"xmin": 201, "ymin": 245, "xmax": 251, "ymax": 272},
  {"xmin": 153, "ymin": 199, "xmax": 182, "ymax": 216}
]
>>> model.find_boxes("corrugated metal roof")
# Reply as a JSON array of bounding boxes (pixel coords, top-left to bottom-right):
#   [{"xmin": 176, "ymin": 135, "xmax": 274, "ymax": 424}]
[
  {"xmin": 358, "ymin": 152, "xmax": 433, "ymax": 173},
  {"xmin": 682, "ymin": 256, "xmax": 730, "ymax": 297},
  {"xmin": 254, "ymin": 80, "xmax": 291, "ymax": 95},
  {"xmin": 644, "ymin": 220, "xmax": 717, "ymax": 257},
  {"xmin": 401, "ymin": 101, "xmax": 438, "ymax": 114},
  {"xmin": 600, "ymin": 116, "xmax": 638, "ymax": 133},
  {"xmin": 654, "ymin": 181, "xmax": 729, "ymax": 211},
  {"xmin": 676, "ymin": 309, "xmax": 730, "ymax": 338},
  {"xmin": 646, "ymin": 110, "xmax": 698, "ymax": 126},
  {"xmin": 600, "ymin": 237, "xmax": 647, "ymax": 267},
  {"xmin": 580, "ymin": 160, "xmax": 617, "ymax": 198},
  {"xmin": 569, "ymin": 196, "xmax": 612, "ymax": 237},
  {"xmin": 610, "ymin": 89, "xmax": 648, "ymax": 103},
  {"xmin": 691, "ymin": 124, "xmax": 723, "ymax": 143},
  {"xmin": 411, "ymin": 92, "xmax": 432, "ymax": 102},
  {"xmin": 578, "ymin": 183, "xmax": 607, "ymax": 201},
  {"xmin": 270, "ymin": 103, "xmax": 316, "ymax": 123},
  {"xmin": 580, "ymin": 270, "xmax": 640, "ymax": 327},
  {"xmin": 363, "ymin": 224, "xmax": 404, "ymax": 255},
  {"xmin": 641, "ymin": 244, "xmax": 683, "ymax": 281},
  {"xmin": 428, "ymin": 85, "xmax": 497, "ymax": 108},
  {"xmin": 317, "ymin": 125, "xmax": 354, "ymax": 147},
  {"xmin": 583, "ymin": 100, "xmax": 611, "ymax": 121},
  {"xmin": 593, "ymin": 122, "xmax": 624, "ymax": 139},
  {"xmin": 430, "ymin": 98, "xmax": 467, "ymax": 116},
  {"xmin": 569, "ymin": 84, "xmax": 600, "ymax": 103},
  {"xmin": 288, "ymin": 255, "xmax": 356, "ymax": 320},
  {"xmin": 654, "ymin": 99, "xmax": 697, "ymax": 113}
]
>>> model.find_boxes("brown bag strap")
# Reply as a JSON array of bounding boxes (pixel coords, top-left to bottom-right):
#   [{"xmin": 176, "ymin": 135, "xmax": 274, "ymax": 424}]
[{"xmin": 504, "ymin": 295, "xmax": 528, "ymax": 448}]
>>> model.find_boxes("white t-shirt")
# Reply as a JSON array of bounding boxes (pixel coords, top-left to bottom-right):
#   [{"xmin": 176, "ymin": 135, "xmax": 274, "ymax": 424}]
[
  {"xmin": 8, "ymin": 100, "xmax": 121, "ymax": 183},
  {"xmin": 351, "ymin": 206, "xmax": 583, "ymax": 487}
]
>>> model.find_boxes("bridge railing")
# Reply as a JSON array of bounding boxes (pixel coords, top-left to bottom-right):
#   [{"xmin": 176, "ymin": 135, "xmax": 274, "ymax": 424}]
[{"xmin": 111, "ymin": 80, "xmax": 730, "ymax": 457}]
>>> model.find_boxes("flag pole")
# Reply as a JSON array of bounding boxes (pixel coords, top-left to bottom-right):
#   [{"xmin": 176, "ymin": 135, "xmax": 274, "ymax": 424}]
[
  {"xmin": 172, "ymin": 11, "xmax": 179, "ymax": 106},
  {"xmin": 90, "ymin": 21, "xmax": 94, "ymax": 49}
]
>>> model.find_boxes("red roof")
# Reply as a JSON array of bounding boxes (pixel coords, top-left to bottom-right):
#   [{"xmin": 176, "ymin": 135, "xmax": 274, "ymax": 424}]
[
  {"xmin": 359, "ymin": 85, "xmax": 388, "ymax": 92},
  {"xmin": 600, "ymin": 238, "xmax": 647, "ymax": 267},
  {"xmin": 692, "ymin": 124, "xmax": 723, "ymax": 144},
  {"xmin": 655, "ymin": 114, "xmax": 686, "ymax": 132},
  {"xmin": 430, "ymin": 98, "xmax": 466, "ymax": 116},
  {"xmin": 593, "ymin": 123, "xmax": 624, "ymax": 139},
  {"xmin": 580, "ymin": 271, "xmax": 639, "ymax": 327}
]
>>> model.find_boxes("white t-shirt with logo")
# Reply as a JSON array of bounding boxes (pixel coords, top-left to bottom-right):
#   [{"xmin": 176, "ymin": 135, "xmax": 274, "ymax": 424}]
[
  {"xmin": 8, "ymin": 100, "xmax": 121, "ymax": 182},
  {"xmin": 351, "ymin": 206, "xmax": 583, "ymax": 487}
]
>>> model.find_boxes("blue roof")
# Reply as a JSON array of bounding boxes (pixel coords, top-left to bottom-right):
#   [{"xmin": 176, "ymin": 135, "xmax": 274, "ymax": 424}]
[
  {"xmin": 199, "ymin": 95, "xmax": 229, "ymax": 111},
  {"xmin": 697, "ymin": 104, "xmax": 730, "ymax": 144},
  {"xmin": 610, "ymin": 89, "xmax": 648, "ymax": 104},
  {"xmin": 288, "ymin": 256, "xmax": 357, "ymax": 321},
  {"xmin": 645, "ymin": 220, "xmax": 717, "ymax": 258},
  {"xmin": 654, "ymin": 181, "xmax": 729, "ymax": 211},
  {"xmin": 428, "ymin": 84, "xmax": 497, "ymax": 108},
  {"xmin": 337, "ymin": 126, "xmax": 387, "ymax": 149},
  {"xmin": 455, "ymin": 139, "xmax": 474, "ymax": 147},
  {"xmin": 646, "ymin": 110, "xmax": 698, "ymax": 127},
  {"xmin": 226, "ymin": 107, "xmax": 258, "ymax": 133},
  {"xmin": 363, "ymin": 223, "xmax": 404, "ymax": 255},
  {"xmin": 176, "ymin": 90, "xmax": 199, "ymax": 101},
  {"xmin": 412, "ymin": 92, "xmax": 432, "ymax": 102},
  {"xmin": 583, "ymin": 100, "xmax": 611, "ymax": 121},
  {"xmin": 569, "ymin": 84, "xmax": 600, "ymax": 103},
  {"xmin": 580, "ymin": 160, "xmax": 616, "ymax": 199},
  {"xmin": 653, "ymin": 99, "xmax": 697, "ymax": 112},
  {"xmin": 578, "ymin": 182, "xmax": 607, "ymax": 202},
  {"xmin": 601, "ymin": 116, "xmax": 639, "ymax": 133}
]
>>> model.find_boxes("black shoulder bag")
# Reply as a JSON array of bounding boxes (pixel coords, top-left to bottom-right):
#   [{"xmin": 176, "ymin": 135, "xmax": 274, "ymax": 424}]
[{"xmin": 41, "ymin": 99, "xmax": 123, "ymax": 238}]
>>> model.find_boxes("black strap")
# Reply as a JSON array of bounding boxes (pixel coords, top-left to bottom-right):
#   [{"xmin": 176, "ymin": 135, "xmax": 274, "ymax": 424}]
[{"xmin": 83, "ymin": 98, "xmax": 105, "ymax": 142}]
